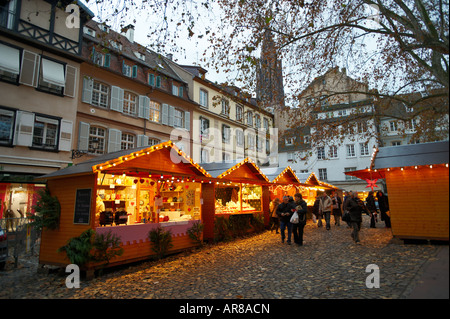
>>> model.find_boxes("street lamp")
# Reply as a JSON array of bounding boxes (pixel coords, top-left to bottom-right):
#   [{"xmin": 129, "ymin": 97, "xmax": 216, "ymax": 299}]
[{"xmin": 71, "ymin": 138, "xmax": 100, "ymax": 159}]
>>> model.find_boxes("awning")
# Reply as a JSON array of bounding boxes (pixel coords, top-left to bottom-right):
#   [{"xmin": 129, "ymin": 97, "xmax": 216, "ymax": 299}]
[
  {"xmin": 0, "ymin": 43, "xmax": 20, "ymax": 74},
  {"xmin": 41, "ymin": 58, "xmax": 66, "ymax": 87},
  {"xmin": 344, "ymin": 169, "xmax": 386, "ymax": 180}
]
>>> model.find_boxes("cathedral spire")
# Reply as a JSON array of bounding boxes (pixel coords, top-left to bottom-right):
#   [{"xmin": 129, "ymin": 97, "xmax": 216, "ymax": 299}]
[{"xmin": 256, "ymin": 29, "xmax": 285, "ymax": 111}]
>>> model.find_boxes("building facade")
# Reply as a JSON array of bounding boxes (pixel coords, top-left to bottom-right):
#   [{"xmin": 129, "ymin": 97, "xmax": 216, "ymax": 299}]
[{"xmin": 0, "ymin": 0, "xmax": 92, "ymax": 218}]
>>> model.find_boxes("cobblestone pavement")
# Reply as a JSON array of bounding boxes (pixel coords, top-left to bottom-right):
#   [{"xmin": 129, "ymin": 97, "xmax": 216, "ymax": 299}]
[{"xmin": 0, "ymin": 216, "xmax": 446, "ymax": 299}]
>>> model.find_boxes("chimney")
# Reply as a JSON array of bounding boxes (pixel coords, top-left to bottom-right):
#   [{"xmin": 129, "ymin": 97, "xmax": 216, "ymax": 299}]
[{"xmin": 121, "ymin": 24, "xmax": 135, "ymax": 43}]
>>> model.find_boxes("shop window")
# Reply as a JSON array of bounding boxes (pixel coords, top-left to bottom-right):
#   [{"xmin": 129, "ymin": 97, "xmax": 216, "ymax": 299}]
[
  {"xmin": 123, "ymin": 91, "xmax": 137, "ymax": 116},
  {"xmin": 121, "ymin": 133, "xmax": 135, "ymax": 150},
  {"xmin": 215, "ymin": 184, "xmax": 262, "ymax": 214},
  {"xmin": 96, "ymin": 174, "xmax": 202, "ymax": 225},
  {"xmin": 32, "ymin": 116, "xmax": 59, "ymax": 150},
  {"xmin": 149, "ymin": 101, "xmax": 161, "ymax": 122},
  {"xmin": 0, "ymin": 107, "xmax": 15, "ymax": 146}
]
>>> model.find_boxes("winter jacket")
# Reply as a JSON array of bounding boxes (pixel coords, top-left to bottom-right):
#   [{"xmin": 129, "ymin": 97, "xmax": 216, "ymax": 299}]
[
  {"xmin": 295, "ymin": 199, "xmax": 308, "ymax": 225},
  {"xmin": 276, "ymin": 201, "xmax": 296, "ymax": 223},
  {"xmin": 319, "ymin": 195, "xmax": 332, "ymax": 213},
  {"xmin": 347, "ymin": 198, "xmax": 363, "ymax": 222}
]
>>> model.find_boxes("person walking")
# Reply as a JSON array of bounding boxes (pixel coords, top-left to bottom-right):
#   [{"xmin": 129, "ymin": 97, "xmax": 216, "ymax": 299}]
[
  {"xmin": 276, "ymin": 196, "xmax": 295, "ymax": 244},
  {"xmin": 319, "ymin": 192, "xmax": 332, "ymax": 230},
  {"xmin": 343, "ymin": 191, "xmax": 352, "ymax": 228},
  {"xmin": 292, "ymin": 193, "xmax": 307, "ymax": 246},
  {"xmin": 376, "ymin": 191, "xmax": 391, "ymax": 228},
  {"xmin": 269, "ymin": 198, "xmax": 281, "ymax": 234},
  {"xmin": 331, "ymin": 191, "xmax": 342, "ymax": 226},
  {"xmin": 312, "ymin": 195, "xmax": 322, "ymax": 227},
  {"xmin": 347, "ymin": 191, "xmax": 363, "ymax": 243},
  {"xmin": 365, "ymin": 191, "xmax": 377, "ymax": 228}
]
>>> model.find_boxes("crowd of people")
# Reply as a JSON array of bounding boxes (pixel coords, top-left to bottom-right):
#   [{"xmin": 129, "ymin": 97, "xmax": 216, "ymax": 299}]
[{"xmin": 269, "ymin": 190, "xmax": 391, "ymax": 245}]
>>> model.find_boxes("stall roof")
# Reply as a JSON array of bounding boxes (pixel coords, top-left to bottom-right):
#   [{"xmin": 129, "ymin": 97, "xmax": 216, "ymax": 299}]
[
  {"xmin": 345, "ymin": 141, "xmax": 449, "ymax": 180},
  {"xmin": 36, "ymin": 141, "xmax": 211, "ymax": 180},
  {"xmin": 201, "ymin": 158, "xmax": 270, "ymax": 183},
  {"xmin": 260, "ymin": 166, "xmax": 301, "ymax": 184},
  {"xmin": 373, "ymin": 141, "xmax": 449, "ymax": 169}
]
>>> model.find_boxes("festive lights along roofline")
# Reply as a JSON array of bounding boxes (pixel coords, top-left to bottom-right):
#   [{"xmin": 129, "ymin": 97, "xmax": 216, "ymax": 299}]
[
  {"xmin": 91, "ymin": 140, "xmax": 212, "ymax": 178},
  {"xmin": 271, "ymin": 166, "xmax": 302, "ymax": 184},
  {"xmin": 215, "ymin": 157, "xmax": 270, "ymax": 183}
]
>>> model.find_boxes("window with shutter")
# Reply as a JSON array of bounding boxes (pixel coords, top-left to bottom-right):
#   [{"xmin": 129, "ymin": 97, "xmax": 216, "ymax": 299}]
[
  {"xmin": 39, "ymin": 57, "xmax": 66, "ymax": 95},
  {"xmin": 14, "ymin": 111, "xmax": 35, "ymax": 147},
  {"xmin": 110, "ymin": 86, "xmax": 124, "ymax": 112},
  {"xmin": 0, "ymin": 43, "xmax": 20, "ymax": 84},
  {"xmin": 108, "ymin": 128, "xmax": 122, "ymax": 153},
  {"xmin": 0, "ymin": 107, "xmax": 15, "ymax": 146},
  {"xmin": 19, "ymin": 50, "xmax": 40, "ymax": 88},
  {"xmin": 64, "ymin": 65, "xmax": 77, "ymax": 98},
  {"xmin": 59, "ymin": 120, "xmax": 73, "ymax": 151},
  {"xmin": 32, "ymin": 116, "xmax": 59, "ymax": 150}
]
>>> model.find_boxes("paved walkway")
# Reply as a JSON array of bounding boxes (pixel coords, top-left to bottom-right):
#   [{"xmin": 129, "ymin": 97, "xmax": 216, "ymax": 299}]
[{"xmin": 0, "ymin": 216, "xmax": 448, "ymax": 299}]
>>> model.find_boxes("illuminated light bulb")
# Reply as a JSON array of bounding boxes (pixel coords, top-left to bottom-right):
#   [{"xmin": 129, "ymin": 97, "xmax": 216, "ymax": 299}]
[
  {"xmin": 415, "ymin": 166, "xmax": 418, "ymax": 169},
  {"xmin": 430, "ymin": 165, "xmax": 433, "ymax": 168},
  {"xmin": 401, "ymin": 167, "xmax": 403, "ymax": 171}
]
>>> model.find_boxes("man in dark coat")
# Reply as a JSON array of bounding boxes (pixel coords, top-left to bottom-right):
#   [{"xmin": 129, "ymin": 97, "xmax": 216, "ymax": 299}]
[
  {"xmin": 276, "ymin": 196, "xmax": 295, "ymax": 244},
  {"xmin": 347, "ymin": 192, "xmax": 363, "ymax": 243},
  {"xmin": 376, "ymin": 191, "xmax": 391, "ymax": 228}
]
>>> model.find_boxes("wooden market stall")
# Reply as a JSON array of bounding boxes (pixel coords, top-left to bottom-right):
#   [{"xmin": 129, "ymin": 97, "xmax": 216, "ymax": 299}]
[
  {"xmin": 36, "ymin": 141, "xmax": 213, "ymax": 270},
  {"xmin": 346, "ymin": 141, "xmax": 449, "ymax": 241},
  {"xmin": 201, "ymin": 158, "xmax": 271, "ymax": 240}
]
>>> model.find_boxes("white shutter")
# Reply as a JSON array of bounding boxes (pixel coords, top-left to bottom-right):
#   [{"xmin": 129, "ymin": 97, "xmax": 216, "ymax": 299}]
[
  {"xmin": 81, "ymin": 77, "xmax": 93, "ymax": 104},
  {"xmin": 78, "ymin": 122, "xmax": 90, "ymax": 151},
  {"xmin": 184, "ymin": 111, "xmax": 190, "ymax": 131},
  {"xmin": 137, "ymin": 134, "xmax": 149, "ymax": 147},
  {"xmin": 14, "ymin": 111, "xmax": 35, "ymax": 146},
  {"xmin": 108, "ymin": 128, "xmax": 122, "ymax": 153},
  {"xmin": 168, "ymin": 105, "xmax": 174, "ymax": 127},
  {"xmin": 58, "ymin": 119, "xmax": 73, "ymax": 151},
  {"xmin": 161, "ymin": 103, "xmax": 169, "ymax": 125},
  {"xmin": 138, "ymin": 95, "xmax": 150, "ymax": 119},
  {"xmin": 64, "ymin": 65, "xmax": 77, "ymax": 98},
  {"xmin": 110, "ymin": 86, "xmax": 124, "ymax": 112},
  {"xmin": 19, "ymin": 50, "xmax": 40, "ymax": 87}
]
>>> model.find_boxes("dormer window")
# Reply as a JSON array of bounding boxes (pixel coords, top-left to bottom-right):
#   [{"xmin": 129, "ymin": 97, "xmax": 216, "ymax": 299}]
[
  {"xmin": 83, "ymin": 27, "xmax": 96, "ymax": 37},
  {"xmin": 98, "ymin": 24, "xmax": 110, "ymax": 33},
  {"xmin": 134, "ymin": 51, "xmax": 145, "ymax": 61},
  {"xmin": 109, "ymin": 40, "xmax": 122, "ymax": 51}
]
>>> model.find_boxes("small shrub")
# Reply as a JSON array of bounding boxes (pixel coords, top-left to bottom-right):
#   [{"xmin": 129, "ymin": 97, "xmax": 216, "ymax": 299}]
[
  {"xmin": 58, "ymin": 229, "xmax": 123, "ymax": 269},
  {"xmin": 148, "ymin": 227, "xmax": 173, "ymax": 259},
  {"xmin": 214, "ymin": 216, "xmax": 231, "ymax": 242},
  {"xmin": 187, "ymin": 221, "xmax": 204, "ymax": 245}
]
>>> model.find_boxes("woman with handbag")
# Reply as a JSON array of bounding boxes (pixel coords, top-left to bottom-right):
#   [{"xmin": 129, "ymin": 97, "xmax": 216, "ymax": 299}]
[{"xmin": 292, "ymin": 193, "xmax": 308, "ymax": 246}]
